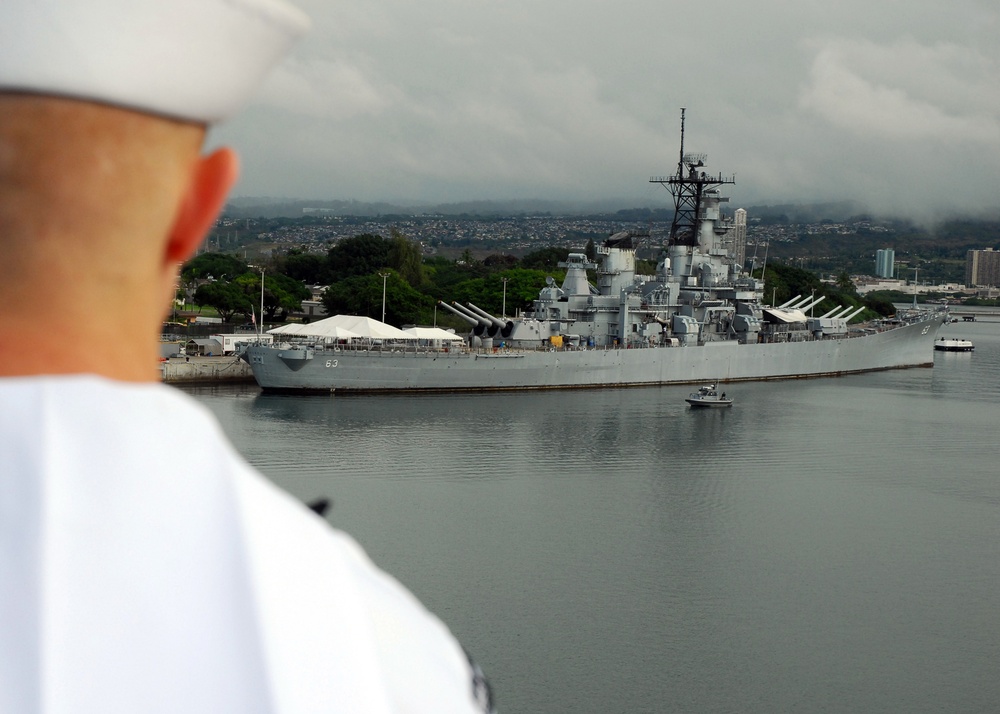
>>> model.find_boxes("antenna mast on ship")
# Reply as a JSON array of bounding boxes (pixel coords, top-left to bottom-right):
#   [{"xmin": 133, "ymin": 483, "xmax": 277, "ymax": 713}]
[{"xmin": 650, "ymin": 108, "xmax": 735, "ymax": 247}]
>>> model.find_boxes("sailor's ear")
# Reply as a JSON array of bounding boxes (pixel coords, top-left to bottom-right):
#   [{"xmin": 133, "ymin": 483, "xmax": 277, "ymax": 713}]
[{"xmin": 164, "ymin": 147, "xmax": 239, "ymax": 265}]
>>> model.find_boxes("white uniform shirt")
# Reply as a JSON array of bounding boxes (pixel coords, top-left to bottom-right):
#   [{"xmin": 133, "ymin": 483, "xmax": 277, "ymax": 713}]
[{"xmin": 0, "ymin": 375, "xmax": 493, "ymax": 714}]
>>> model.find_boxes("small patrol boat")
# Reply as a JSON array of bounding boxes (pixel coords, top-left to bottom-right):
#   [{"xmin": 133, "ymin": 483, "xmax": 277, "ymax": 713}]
[
  {"xmin": 685, "ymin": 384, "xmax": 733, "ymax": 408},
  {"xmin": 934, "ymin": 337, "xmax": 974, "ymax": 352}
]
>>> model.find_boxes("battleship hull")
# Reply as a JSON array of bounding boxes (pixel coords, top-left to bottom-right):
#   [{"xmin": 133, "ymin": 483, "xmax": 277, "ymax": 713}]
[{"xmin": 245, "ymin": 314, "xmax": 942, "ymax": 394}]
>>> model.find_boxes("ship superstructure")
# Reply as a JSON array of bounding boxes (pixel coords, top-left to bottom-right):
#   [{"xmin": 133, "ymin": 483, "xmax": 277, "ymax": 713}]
[{"xmin": 440, "ymin": 110, "xmax": 854, "ymax": 352}]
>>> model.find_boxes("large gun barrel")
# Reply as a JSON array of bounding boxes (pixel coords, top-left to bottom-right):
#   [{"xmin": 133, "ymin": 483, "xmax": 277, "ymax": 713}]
[
  {"xmin": 451, "ymin": 301, "xmax": 494, "ymax": 336},
  {"xmin": 439, "ymin": 301, "xmax": 488, "ymax": 336},
  {"xmin": 843, "ymin": 306, "xmax": 866, "ymax": 322},
  {"xmin": 778, "ymin": 294, "xmax": 802, "ymax": 308},
  {"xmin": 819, "ymin": 305, "xmax": 843, "ymax": 319},
  {"xmin": 452, "ymin": 302, "xmax": 497, "ymax": 336},
  {"xmin": 798, "ymin": 296, "xmax": 825, "ymax": 314},
  {"xmin": 466, "ymin": 302, "xmax": 514, "ymax": 338}
]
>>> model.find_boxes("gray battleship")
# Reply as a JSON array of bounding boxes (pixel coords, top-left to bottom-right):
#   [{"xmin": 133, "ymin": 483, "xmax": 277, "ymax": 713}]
[{"xmin": 244, "ymin": 111, "xmax": 944, "ymax": 393}]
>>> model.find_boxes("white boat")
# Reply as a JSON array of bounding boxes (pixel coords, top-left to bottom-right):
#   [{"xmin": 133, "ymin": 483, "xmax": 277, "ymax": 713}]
[
  {"xmin": 685, "ymin": 384, "xmax": 732, "ymax": 408},
  {"xmin": 935, "ymin": 337, "xmax": 974, "ymax": 352}
]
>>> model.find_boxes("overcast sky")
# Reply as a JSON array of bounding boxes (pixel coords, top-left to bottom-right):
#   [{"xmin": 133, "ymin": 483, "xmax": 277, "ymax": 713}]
[{"xmin": 210, "ymin": 0, "xmax": 1000, "ymax": 219}]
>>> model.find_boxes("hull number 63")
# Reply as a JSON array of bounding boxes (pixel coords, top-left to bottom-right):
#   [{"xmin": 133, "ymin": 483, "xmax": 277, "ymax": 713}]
[{"xmin": 325, "ymin": 359, "xmax": 339, "ymax": 368}]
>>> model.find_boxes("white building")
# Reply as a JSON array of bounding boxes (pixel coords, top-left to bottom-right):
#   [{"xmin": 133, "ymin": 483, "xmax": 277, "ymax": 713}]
[{"xmin": 210, "ymin": 333, "xmax": 274, "ymax": 355}]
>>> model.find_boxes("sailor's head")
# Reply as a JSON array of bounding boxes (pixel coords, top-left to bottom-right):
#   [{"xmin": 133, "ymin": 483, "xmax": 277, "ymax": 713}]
[{"xmin": 0, "ymin": 0, "xmax": 308, "ymax": 308}]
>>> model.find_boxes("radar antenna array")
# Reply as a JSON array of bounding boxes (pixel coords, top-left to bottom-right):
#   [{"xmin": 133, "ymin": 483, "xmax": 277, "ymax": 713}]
[
  {"xmin": 650, "ymin": 108, "xmax": 735, "ymax": 247},
  {"xmin": 683, "ymin": 153, "xmax": 707, "ymax": 169}
]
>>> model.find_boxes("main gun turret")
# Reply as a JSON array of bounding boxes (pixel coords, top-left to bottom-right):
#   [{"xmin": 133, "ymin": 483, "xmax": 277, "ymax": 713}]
[
  {"xmin": 465, "ymin": 302, "xmax": 514, "ymax": 338},
  {"xmin": 438, "ymin": 301, "xmax": 489, "ymax": 337}
]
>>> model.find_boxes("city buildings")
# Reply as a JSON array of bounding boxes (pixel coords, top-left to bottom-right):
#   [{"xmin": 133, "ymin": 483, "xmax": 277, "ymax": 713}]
[{"xmin": 965, "ymin": 248, "xmax": 1000, "ymax": 287}]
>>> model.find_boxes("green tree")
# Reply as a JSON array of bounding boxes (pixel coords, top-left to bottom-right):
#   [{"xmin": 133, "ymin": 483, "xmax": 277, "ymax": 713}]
[
  {"xmin": 268, "ymin": 273, "xmax": 312, "ymax": 317},
  {"xmin": 321, "ymin": 271, "xmax": 432, "ymax": 325},
  {"xmin": 327, "ymin": 234, "xmax": 390, "ymax": 282},
  {"xmin": 278, "ymin": 250, "xmax": 326, "ymax": 284},
  {"xmin": 422, "ymin": 256, "xmax": 491, "ymax": 301},
  {"xmin": 448, "ymin": 268, "xmax": 549, "ymax": 316},
  {"xmin": 387, "ymin": 230, "xmax": 425, "ymax": 287},
  {"xmin": 192, "ymin": 280, "xmax": 252, "ymax": 322},
  {"xmin": 521, "ymin": 246, "xmax": 570, "ymax": 271},
  {"xmin": 862, "ymin": 293, "xmax": 896, "ymax": 317},
  {"xmin": 761, "ymin": 263, "xmax": 822, "ymax": 306},
  {"xmin": 320, "ymin": 275, "xmax": 375, "ymax": 319},
  {"xmin": 182, "ymin": 252, "xmax": 247, "ymax": 281},
  {"xmin": 230, "ymin": 272, "xmax": 312, "ymax": 321},
  {"xmin": 483, "ymin": 254, "xmax": 519, "ymax": 270}
]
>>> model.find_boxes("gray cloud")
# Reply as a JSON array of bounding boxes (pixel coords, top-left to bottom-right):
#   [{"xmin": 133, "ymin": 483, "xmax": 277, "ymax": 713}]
[{"xmin": 209, "ymin": 0, "xmax": 1000, "ymax": 219}]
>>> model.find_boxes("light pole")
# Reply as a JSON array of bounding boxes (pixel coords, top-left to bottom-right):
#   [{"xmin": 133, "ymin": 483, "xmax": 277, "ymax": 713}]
[
  {"xmin": 501, "ymin": 277, "xmax": 509, "ymax": 318},
  {"xmin": 379, "ymin": 272, "xmax": 390, "ymax": 323},
  {"xmin": 259, "ymin": 267, "xmax": 265, "ymax": 336}
]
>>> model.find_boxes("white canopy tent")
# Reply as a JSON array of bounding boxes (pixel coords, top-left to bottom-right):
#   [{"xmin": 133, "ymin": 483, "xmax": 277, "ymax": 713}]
[
  {"xmin": 268, "ymin": 315, "xmax": 414, "ymax": 341},
  {"xmin": 267, "ymin": 320, "xmax": 360, "ymax": 340},
  {"xmin": 402, "ymin": 327, "xmax": 464, "ymax": 343},
  {"xmin": 321, "ymin": 315, "xmax": 415, "ymax": 340},
  {"xmin": 267, "ymin": 322, "xmax": 305, "ymax": 335}
]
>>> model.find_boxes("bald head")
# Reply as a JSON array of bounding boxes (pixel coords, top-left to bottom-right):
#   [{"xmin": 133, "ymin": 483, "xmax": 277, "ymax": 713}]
[
  {"xmin": 0, "ymin": 94, "xmax": 205, "ymax": 258},
  {"xmin": 0, "ymin": 93, "xmax": 238, "ymax": 380}
]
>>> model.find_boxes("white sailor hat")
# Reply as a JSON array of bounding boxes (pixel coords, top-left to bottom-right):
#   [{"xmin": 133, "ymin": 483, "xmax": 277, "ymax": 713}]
[{"xmin": 0, "ymin": 0, "xmax": 310, "ymax": 124}]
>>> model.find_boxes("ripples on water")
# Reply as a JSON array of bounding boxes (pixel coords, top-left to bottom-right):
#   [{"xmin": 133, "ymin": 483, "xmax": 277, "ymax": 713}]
[{"xmin": 189, "ymin": 317, "xmax": 1000, "ymax": 714}]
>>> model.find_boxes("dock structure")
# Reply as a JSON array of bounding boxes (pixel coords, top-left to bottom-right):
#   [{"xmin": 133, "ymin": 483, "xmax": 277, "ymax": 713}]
[
  {"xmin": 948, "ymin": 311, "xmax": 1000, "ymax": 321},
  {"xmin": 160, "ymin": 356, "xmax": 255, "ymax": 385}
]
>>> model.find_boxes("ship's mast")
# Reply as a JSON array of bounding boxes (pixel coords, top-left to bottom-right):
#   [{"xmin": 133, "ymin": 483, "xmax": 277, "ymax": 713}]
[{"xmin": 650, "ymin": 109, "xmax": 735, "ymax": 247}]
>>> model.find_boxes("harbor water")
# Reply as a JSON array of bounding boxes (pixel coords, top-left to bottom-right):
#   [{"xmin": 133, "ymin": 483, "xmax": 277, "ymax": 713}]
[{"xmin": 187, "ymin": 316, "xmax": 1000, "ymax": 714}]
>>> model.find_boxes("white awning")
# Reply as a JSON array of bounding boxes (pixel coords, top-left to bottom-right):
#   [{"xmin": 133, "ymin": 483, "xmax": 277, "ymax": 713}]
[
  {"xmin": 269, "ymin": 314, "xmax": 416, "ymax": 340},
  {"xmin": 320, "ymin": 315, "xmax": 415, "ymax": 340},
  {"xmin": 402, "ymin": 327, "xmax": 464, "ymax": 342},
  {"xmin": 762, "ymin": 308, "xmax": 808, "ymax": 324},
  {"xmin": 267, "ymin": 319, "xmax": 359, "ymax": 340}
]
